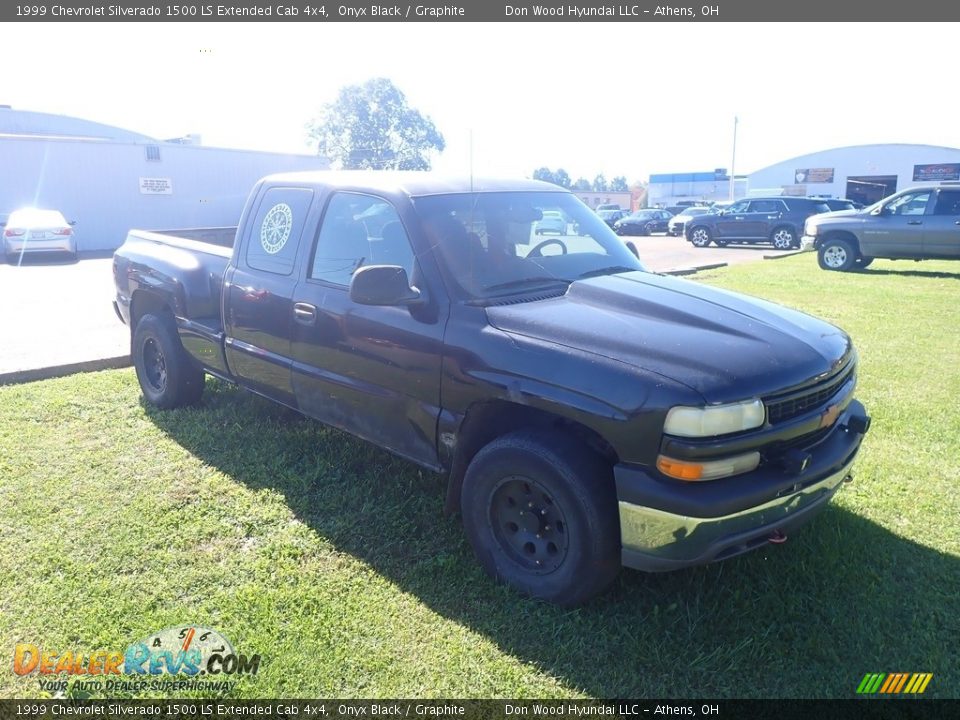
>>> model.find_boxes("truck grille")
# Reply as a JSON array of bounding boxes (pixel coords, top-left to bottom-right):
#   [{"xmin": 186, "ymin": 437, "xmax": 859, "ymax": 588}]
[{"xmin": 764, "ymin": 362, "xmax": 855, "ymax": 425}]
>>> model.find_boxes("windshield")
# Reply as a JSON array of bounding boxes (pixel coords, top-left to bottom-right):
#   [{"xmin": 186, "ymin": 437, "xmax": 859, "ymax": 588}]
[{"xmin": 413, "ymin": 191, "xmax": 646, "ymax": 301}]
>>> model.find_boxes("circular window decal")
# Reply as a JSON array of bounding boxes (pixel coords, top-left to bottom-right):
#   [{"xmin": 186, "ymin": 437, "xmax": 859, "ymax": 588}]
[{"xmin": 260, "ymin": 203, "xmax": 293, "ymax": 255}]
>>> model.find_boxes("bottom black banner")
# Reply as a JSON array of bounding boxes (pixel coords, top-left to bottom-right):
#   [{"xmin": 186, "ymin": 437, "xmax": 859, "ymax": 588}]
[{"xmin": 0, "ymin": 700, "xmax": 956, "ymax": 720}]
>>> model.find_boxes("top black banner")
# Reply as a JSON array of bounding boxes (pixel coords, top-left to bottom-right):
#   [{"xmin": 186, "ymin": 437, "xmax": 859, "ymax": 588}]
[{"xmin": 2, "ymin": 0, "xmax": 956, "ymax": 21}]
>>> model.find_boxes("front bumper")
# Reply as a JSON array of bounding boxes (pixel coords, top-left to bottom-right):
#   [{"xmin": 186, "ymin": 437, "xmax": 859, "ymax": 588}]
[
  {"xmin": 616, "ymin": 400, "xmax": 868, "ymax": 571},
  {"xmin": 800, "ymin": 235, "xmax": 817, "ymax": 251}
]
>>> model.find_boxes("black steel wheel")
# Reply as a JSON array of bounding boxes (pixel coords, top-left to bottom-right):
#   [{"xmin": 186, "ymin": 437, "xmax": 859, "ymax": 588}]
[
  {"xmin": 461, "ymin": 430, "xmax": 620, "ymax": 606},
  {"xmin": 133, "ymin": 312, "xmax": 205, "ymax": 409},
  {"xmin": 489, "ymin": 475, "xmax": 570, "ymax": 574}
]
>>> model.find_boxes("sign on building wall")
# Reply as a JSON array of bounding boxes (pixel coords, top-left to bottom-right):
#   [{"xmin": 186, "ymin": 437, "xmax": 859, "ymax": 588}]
[
  {"xmin": 139, "ymin": 177, "xmax": 173, "ymax": 195},
  {"xmin": 794, "ymin": 168, "xmax": 834, "ymax": 184},
  {"xmin": 913, "ymin": 163, "xmax": 960, "ymax": 182}
]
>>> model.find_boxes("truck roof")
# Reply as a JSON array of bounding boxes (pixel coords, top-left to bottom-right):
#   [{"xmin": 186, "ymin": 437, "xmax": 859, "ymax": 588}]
[{"xmin": 257, "ymin": 171, "xmax": 565, "ymax": 197}]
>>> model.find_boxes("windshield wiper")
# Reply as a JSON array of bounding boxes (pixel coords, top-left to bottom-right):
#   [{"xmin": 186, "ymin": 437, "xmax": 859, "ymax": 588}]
[
  {"xmin": 576, "ymin": 265, "xmax": 638, "ymax": 280},
  {"xmin": 482, "ymin": 276, "xmax": 571, "ymax": 293}
]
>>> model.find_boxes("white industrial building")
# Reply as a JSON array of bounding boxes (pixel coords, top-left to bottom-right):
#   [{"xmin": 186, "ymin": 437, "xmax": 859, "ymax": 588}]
[
  {"xmin": 747, "ymin": 143, "xmax": 960, "ymax": 205},
  {"xmin": 0, "ymin": 107, "xmax": 329, "ymax": 253}
]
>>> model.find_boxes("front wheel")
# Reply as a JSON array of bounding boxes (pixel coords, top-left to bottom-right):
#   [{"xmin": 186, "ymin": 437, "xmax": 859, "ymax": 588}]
[
  {"xmin": 771, "ymin": 227, "xmax": 798, "ymax": 249},
  {"xmin": 460, "ymin": 430, "xmax": 621, "ymax": 607},
  {"xmin": 817, "ymin": 238, "xmax": 857, "ymax": 271},
  {"xmin": 855, "ymin": 256, "xmax": 874, "ymax": 269},
  {"xmin": 689, "ymin": 226, "xmax": 712, "ymax": 247},
  {"xmin": 133, "ymin": 313, "xmax": 205, "ymax": 409}
]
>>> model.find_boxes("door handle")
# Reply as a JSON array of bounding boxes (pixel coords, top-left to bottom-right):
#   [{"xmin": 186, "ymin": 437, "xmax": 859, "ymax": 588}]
[
  {"xmin": 293, "ymin": 302, "xmax": 317, "ymax": 324},
  {"xmin": 907, "ymin": 220, "xmax": 923, "ymax": 225}
]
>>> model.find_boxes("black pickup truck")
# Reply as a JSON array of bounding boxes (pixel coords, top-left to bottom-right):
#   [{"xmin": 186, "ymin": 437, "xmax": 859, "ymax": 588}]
[{"xmin": 113, "ymin": 172, "xmax": 871, "ymax": 606}]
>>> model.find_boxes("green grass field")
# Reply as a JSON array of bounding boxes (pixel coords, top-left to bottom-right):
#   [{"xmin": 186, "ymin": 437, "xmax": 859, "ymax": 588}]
[{"xmin": 0, "ymin": 255, "xmax": 957, "ymax": 699}]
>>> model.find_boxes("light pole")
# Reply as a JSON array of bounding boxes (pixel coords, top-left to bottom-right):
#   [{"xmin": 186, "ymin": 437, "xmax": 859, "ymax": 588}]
[{"xmin": 729, "ymin": 115, "xmax": 738, "ymax": 200}]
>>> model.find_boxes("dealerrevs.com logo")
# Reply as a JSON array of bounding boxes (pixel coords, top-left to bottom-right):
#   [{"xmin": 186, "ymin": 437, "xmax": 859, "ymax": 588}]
[{"xmin": 12, "ymin": 626, "xmax": 260, "ymax": 694}]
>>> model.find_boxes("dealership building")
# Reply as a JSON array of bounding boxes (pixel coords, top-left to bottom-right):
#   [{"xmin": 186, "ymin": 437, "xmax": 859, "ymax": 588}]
[
  {"xmin": 0, "ymin": 107, "xmax": 329, "ymax": 253},
  {"xmin": 650, "ymin": 143, "xmax": 960, "ymax": 207}
]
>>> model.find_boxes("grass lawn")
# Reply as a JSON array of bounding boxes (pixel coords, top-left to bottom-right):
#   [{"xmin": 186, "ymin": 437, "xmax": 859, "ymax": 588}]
[{"xmin": 0, "ymin": 255, "xmax": 957, "ymax": 699}]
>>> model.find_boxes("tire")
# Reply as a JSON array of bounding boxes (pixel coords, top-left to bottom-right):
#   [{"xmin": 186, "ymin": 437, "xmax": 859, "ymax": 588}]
[
  {"xmin": 817, "ymin": 237, "xmax": 857, "ymax": 272},
  {"xmin": 460, "ymin": 430, "xmax": 621, "ymax": 607},
  {"xmin": 642, "ymin": 222, "xmax": 655, "ymax": 236},
  {"xmin": 132, "ymin": 313, "xmax": 205, "ymax": 409},
  {"xmin": 855, "ymin": 256, "xmax": 874, "ymax": 269},
  {"xmin": 713, "ymin": 238, "xmax": 729, "ymax": 247},
  {"xmin": 770, "ymin": 226, "xmax": 797, "ymax": 250},
  {"xmin": 689, "ymin": 226, "xmax": 712, "ymax": 247}
]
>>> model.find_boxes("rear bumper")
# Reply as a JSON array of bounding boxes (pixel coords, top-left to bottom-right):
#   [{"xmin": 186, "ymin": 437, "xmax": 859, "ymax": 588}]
[
  {"xmin": 616, "ymin": 399, "xmax": 868, "ymax": 571},
  {"xmin": 4, "ymin": 237, "xmax": 76, "ymax": 254}
]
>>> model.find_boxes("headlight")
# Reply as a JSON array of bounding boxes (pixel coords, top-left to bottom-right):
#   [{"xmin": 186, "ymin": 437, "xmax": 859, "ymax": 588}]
[
  {"xmin": 804, "ymin": 221, "xmax": 818, "ymax": 237},
  {"xmin": 663, "ymin": 399, "xmax": 765, "ymax": 437}
]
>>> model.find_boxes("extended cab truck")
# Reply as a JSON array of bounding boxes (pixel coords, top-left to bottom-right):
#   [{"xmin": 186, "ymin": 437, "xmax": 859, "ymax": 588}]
[
  {"xmin": 113, "ymin": 172, "xmax": 871, "ymax": 606},
  {"xmin": 806, "ymin": 185, "xmax": 960, "ymax": 271}
]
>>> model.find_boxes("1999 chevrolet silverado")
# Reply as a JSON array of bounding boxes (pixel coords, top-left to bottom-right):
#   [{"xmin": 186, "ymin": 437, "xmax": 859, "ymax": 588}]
[{"xmin": 113, "ymin": 173, "xmax": 871, "ymax": 606}]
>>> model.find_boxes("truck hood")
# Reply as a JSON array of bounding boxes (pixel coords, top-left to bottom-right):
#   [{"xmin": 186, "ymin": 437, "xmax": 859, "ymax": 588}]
[
  {"xmin": 809, "ymin": 209, "xmax": 863, "ymax": 227},
  {"xmin": 485, "ymin": 272, "xmax": 852, "ymax": 403}
]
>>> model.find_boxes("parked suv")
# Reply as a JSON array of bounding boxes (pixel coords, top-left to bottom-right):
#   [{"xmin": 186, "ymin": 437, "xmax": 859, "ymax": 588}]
[
  {"xmin": 686, "ymin": 197, "xmax": 831, "ymax": 249},
  {"xmin": 806, "ymin": 185, "xmax": 960, "ymax": 271}
]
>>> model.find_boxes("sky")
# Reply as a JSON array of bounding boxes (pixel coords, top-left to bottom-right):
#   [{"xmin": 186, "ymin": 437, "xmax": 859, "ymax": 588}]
[{"xmin": 3, "ymin": 22, "xmax": 958, "ymax": 183}]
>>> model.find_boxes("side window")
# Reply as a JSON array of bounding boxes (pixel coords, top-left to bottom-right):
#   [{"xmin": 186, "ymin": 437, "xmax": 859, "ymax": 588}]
[
  {"xmin": 933, "ymin": 190, "xmax": 960, "ymax": 216},
  {"xmin": 728, "ymin": 201, "xmax": 750, "ymax": 213},
  {"xmin": 887, "ymin": 191, "xmax": 932, "ymax": 216},
  {"xmin": 246, "ymin": 187, "xmax": 314, "ymax": 276},
  {"xmin": 750, "ymin": 200, "xmax": 780, "ymax": 213},
  {"xmin": 310, "ymin": 192, "xmax": 415, "ymax": 286}
]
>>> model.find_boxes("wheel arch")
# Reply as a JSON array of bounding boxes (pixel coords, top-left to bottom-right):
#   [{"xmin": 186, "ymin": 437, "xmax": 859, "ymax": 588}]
[
  {"xmin": 818, "ymin": 229, "xmax": 862, "ymax": 254},
  {"xmin": 443, "ymin": 400, "xmax": 618, "ymax": 514}
]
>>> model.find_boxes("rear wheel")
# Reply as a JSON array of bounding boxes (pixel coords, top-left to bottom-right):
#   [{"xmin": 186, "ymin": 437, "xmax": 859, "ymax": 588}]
[
  {"xmin": 689, "ymin": 226, "xmax": 712, "ymax": 247},
  {"xmin": 133, "ymin": 313, "xmax": 205, "ymax": 409},
  {"xmin": 817, "ymin": 237, "xmax": 857, "ymax": 272},
  {"xmin": 771, "ymin": 226, "xmax": 798, "ymax": 249},
  {"xmin": 460, "ymin": 430, "xmax": 621, "ymax": 607}
]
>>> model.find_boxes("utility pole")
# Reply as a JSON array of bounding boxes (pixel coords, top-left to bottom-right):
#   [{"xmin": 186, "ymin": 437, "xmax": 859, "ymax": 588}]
[{"xmin": 729, "ymin": 115, "xmax": 738, "ymax": 201}]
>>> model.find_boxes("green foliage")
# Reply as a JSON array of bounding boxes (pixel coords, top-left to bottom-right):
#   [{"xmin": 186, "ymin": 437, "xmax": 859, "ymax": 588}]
[
  {"xmin": 307, "ymin": 78, "xmax": 445, "ymax": 170},
  {"xmin": 610, "ymin": 176, "xmax": 629, "ymax": 192},
  {"xmin": 592, "ymin": 174, "xmax": 608, "ymax": 192}
]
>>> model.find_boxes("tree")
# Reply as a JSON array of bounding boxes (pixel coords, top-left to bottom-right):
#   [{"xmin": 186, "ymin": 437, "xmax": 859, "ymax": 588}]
[
  {"xmin": 592, "ymin": 174, "xmax": 608, "ymax": 192},
  {"xmin": 571, "ymin": 177, "xmax": 592, "ymax": 191},
  {"xmin": 532, "ymin": 167, "xmax": 570, "ymax": 188},
  {"xmin": 533, "ymin": 167, "xmax": 556, "ymax": 184},
  {"xmin": 610, "ymin": 176, "xmax": 629, "ymax": 191},
  {"xmin": 307, "ymin": 78, "xmax": 445, "ymax": 170}
]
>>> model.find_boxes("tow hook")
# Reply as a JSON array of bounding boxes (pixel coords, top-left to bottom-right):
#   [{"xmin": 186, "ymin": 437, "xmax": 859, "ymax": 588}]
[
  {"xmin": 768, "ymin": 529, "xmax": 788, "ymax": 544},
  {"xmin": 846, "ymin": 413, "xmax": 871, "ymax": 435}
]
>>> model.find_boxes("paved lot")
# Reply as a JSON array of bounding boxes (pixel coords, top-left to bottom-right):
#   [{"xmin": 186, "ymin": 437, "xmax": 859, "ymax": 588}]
[
  {"xmin": 0, "ymin": 256, "xmax": 128, "ymax": 378},
  {"xmin": 625, "ymin": 232, "xmax": 795, "ymax": 273},
  {"xmin": 0, "ymin": 238, "xmax": 797, "ymax": 380}
]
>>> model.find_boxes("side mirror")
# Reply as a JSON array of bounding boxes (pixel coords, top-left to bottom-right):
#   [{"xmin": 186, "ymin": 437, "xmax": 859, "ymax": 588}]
[{"xmin": 349, "ymin": 265, "xmax": 423, "ymax": 306}]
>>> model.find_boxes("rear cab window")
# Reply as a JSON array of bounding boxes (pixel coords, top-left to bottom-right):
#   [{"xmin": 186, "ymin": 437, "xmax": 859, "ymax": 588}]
[{"xmin": 245, "ymin": 187, "xmax": 315, "ymax": 275}]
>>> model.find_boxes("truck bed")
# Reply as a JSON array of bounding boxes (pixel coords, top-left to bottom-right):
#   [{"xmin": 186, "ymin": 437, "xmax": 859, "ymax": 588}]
[{"xmin": 113, "ymin": 228, "xmax": 237, "ymax": 377}]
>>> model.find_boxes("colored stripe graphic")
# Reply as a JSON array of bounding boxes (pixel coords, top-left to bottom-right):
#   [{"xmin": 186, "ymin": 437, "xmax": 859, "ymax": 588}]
[{"xmin": 857, "ymin": 673, "xmax": 932, "ymax": 694}]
